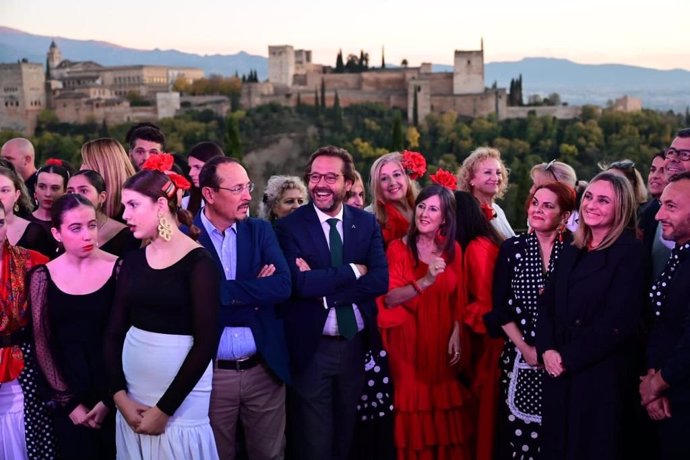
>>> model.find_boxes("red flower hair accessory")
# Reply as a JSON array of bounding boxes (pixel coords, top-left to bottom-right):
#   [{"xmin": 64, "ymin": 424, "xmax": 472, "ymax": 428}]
[
  {"xmin": 401, "ymin": 150, "xmax": 427, "ymax": 180},
  {"xmin": 45, "ymin": 158, "xmax": 64, "ymax": 167},
  {"xmin": 430, "ymin": 168, "xmax": 457, "ymax": 190},
  {"xmin": 141, "ymin": 153, "xmax": 191, "ymax": 195}
]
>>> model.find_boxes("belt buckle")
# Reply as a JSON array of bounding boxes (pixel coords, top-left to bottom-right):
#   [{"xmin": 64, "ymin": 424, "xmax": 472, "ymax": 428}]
[{"xmin": 235, "ymin": 356, "xmax": 250, "ymax": 372}]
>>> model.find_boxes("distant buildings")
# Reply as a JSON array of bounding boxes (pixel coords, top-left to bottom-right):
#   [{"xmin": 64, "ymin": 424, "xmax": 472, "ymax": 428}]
[
  {"xmin": 0, "ymin": 40, "xmax": 204, "ymax": 134},
  {"xmin": 243, "ymin": 42, "xmax": 510, "ymax": 121}
]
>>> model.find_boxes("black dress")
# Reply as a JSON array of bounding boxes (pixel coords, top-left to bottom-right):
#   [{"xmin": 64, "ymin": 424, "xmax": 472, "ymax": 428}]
[
  {"xmin": 17, "ymin": 221, "xmax": 57, "ymax": 258},
  {"xmin": 100, "ymin": 227, "xmax": 140, "ymax": 258},
  {"xmin": 485, "ymin": 233, "xmax": 566, "ymax": 460},
  {"xmin": 30, "ymin": 263, "xmax": 119, "ymax": 459},
  {"xmin": 535, "ymin": 231, "xmax": 646, "ymax": 460}
]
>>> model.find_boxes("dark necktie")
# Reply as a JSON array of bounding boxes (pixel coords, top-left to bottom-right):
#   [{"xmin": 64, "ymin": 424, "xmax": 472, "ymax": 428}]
[{"xmin": 327, "ymin": 218, "xmax": 357, "ymax": 339}]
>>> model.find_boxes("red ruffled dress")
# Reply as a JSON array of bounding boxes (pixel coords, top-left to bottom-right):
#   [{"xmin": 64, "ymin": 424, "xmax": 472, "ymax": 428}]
[
  {"xmin": 380, "ymin": 202, "xmax": 411, "ymax": 247},
  {"xmin": 378, "ymin": 239, "xmax": 475, "ymax": 460},
  {"xmin": 462, "ymin": 237, "xmax": 503, "ymax": 460}
]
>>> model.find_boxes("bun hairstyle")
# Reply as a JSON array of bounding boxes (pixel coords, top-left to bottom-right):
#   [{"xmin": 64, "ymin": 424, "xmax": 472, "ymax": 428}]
[
  {"xmin": 50, "ymin": 193, "xmax": 95, "ymax": 229},
  {"xmin": 37, "ymin": 160, "xmax": 73, "ymax": 190},
  {"xmin": 123, "ymin": 169, "xmax": 200, "ymax": 240}
]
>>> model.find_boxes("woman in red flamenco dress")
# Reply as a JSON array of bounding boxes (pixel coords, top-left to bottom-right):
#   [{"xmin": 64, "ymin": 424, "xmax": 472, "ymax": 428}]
[
  {"xmin": 367, "ymin": 151, "xmax": 422, "ymax": 247},
  {"xmin": 378, "ymin": 184, "xmax": 474, "ymax": 460}
]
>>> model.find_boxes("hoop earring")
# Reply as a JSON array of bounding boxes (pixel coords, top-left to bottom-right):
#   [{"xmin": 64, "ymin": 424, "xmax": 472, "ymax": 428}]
[{"xmin": 157, "ymin": 213, "xmax": 173, "ymax": 241}]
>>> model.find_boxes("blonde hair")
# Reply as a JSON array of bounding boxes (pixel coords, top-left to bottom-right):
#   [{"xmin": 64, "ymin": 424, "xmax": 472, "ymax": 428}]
[
  {"xmin": 80, "ymin": 138, "xmax": 136, "ymax": 219},
  {"xmin": 457, "ymin": 147, "xmax": 509, "ymax": 199},
  {"xmin": 258, "ymin": 175, "xmax": 307, "ymax": 221},
  {"xmin": 573, "ymin": 172, "xmax": 635, "ymax": 251},
  {"xmin": 530, "ymin": 161, "xmax": 577, "ymax": 187},
  {"xmin": 369, "ymin": 152, "xmax": 418, "ymax": 227}
]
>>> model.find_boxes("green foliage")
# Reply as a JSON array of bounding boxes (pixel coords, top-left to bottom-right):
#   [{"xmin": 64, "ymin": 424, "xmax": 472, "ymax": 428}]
[
  {"xmin": 225, "ymin": 114, "xmax": 242, "ymax": 159},
  {"xmin": 335, "ymin": 50, "xmax": 344, "ymax": 73},
  {"xmin": 390, "ymin": 111, "xmax": 404, "ymax": 151}
]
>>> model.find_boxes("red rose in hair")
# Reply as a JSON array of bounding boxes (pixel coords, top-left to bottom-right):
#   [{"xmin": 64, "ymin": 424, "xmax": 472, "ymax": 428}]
[
  {"xmin": 142, "ymin": 153, "xmax": 174, "ymax": 173},
  {"xmin": 45, "ymin": 158, "xmax": 63, "ymax": 167},
  {"xmin": 430, "ymin": 168, "xmax": 457, "ymax": 190},
  {"xmin": 401, "ymin": 150, "xmax": 427, "ymax": 180},
  {"xmin": 168, "ymin": 172, "xmax": 191, "ymax": 191}
]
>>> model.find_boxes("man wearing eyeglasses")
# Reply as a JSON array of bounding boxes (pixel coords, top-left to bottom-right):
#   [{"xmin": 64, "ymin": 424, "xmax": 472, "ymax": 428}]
[
  {"xmin": 275, "ymin": 146, "xmax": 388, "ymax": 460},
  {"xmin": 664, "ymin": 128, "xmax": 690, "ymax": 180},
  {"xmin": 195, "ymin": 156, "xmax": 292, "ymax": 459}
]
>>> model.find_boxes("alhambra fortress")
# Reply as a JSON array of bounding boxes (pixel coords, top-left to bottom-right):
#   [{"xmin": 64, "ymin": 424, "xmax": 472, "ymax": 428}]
[{"xmin": 1, "ymin": 41, "xmax": 613, "ymax": 135}]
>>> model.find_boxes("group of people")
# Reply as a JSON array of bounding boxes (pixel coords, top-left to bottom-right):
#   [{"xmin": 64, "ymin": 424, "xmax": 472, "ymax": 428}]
[{"xmin": 0, "ymin": 121, "xmax": 688, "ymax": 460}]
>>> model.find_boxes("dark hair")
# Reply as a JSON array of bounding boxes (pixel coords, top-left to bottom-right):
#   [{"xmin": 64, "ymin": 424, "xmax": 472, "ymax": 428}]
[
  {"xmin": 36, "ymin": 164, "xmax": 71, "ymax": 190},
  {"xmin": 676, "ymin": 128, "xmax": 690, "ymax": 138},
  {"xmin": 123, "ymin": 170, "xmax": 200, "ymax": 240},
  {"xmin": 303, "ymin": 145, "xmax": 356, "ymax": 185},
  {"xmin": 668, "ymin": 170, "xmax": 690, "ymax": 183},
  {"xmin": 71, "ymin": 169, "xmax": 106, "ymax": 194},
  {"xmin": 527, "ymin": 181, "xmax": 577, "ymax": 214},
  {"xmin": 50, "ymin": 193, "xmax": 95, "ymax": 228},
  {"xmin": 187, "ymin": 142, "xmax": 225, "ymax": 215},
  {"xmin": 126, "ymin": 123, "xmax": 166, "ymax": 151},
  {"xmin": 199, "ymin": 156, "xmax": 240, "ymax": 189},
  {"xmin": 652, "ymin": 150, "xmax": 666, "ymax": 162},
  {"xmin": 454, "ymin": 191, "xmax": 502, "ymax": 250},
  {"xmin": 189, "ymin": 141, "xmax": 224, "ymax": 163},
  {"xmin": 0, "ymin": 166, "xmax": 33, "ymax": 214},
  {"xmin": 407, "ymin": 184, "xmax": 456, "ymax": 265}
]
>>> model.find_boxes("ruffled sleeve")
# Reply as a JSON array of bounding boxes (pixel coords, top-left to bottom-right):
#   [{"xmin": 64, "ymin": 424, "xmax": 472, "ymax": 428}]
[
  {"xmin": 463, "ymin": 238, "xmax": 499, "ymax": 334},
  {"xmin": 377, "ymin": 239, "xmax": 416, "ymax": 329}
]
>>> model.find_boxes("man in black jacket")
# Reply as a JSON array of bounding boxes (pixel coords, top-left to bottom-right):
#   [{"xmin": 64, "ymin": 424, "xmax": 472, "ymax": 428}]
[{"xmin": 641, "ymin": 171, "xmax": 690, "ymax": 459}]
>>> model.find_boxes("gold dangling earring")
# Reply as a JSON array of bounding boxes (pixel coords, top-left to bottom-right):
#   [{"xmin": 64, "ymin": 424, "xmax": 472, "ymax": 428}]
[{"xmin": 157, "ymin": 212, "xmax": 173, "ymax": 241}]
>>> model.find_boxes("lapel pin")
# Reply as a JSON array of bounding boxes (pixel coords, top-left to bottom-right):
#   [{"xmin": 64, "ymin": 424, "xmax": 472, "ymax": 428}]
[{"xmin": 352, "ymin": 224, "xmax": 356, "ymax": 229}]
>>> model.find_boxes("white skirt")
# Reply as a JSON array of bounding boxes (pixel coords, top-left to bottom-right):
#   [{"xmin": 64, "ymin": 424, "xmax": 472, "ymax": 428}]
[
  {"xmin": 0, "ymin": 379, "xmax": 27, "ymax": 460},
  {"xmin": 116, "ymin": 326, "xmax": 218, "ymax": 460}
]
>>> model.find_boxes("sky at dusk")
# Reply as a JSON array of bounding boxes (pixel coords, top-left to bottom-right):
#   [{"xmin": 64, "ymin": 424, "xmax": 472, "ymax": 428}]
[{"xmin": 3, "ymin": 0, "xmax": 689, "ymax": 70}]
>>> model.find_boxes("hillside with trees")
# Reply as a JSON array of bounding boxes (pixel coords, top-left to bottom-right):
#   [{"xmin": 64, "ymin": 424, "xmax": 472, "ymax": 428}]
[{"xmin": 1, "ymin": 101, "xmax": 686, "ymax": 226}]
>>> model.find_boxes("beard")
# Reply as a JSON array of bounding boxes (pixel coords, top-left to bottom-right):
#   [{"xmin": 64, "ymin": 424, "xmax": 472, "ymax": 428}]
[{"xmin": 310, "ymin": 186, "xmax": 347, "ymax": 214}]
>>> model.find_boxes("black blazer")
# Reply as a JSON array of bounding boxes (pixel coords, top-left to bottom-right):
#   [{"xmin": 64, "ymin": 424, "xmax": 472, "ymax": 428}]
[
  {"xmin": 275, "ymin": 204, "xmax": 388, "ymax": 372},
  {"xmin": 638, "ymin": 199, "xmax": 660, "ymax": 254},
  {"xmin": 647, "ymin": 250, "xmax": 690, "ymax": 404}
]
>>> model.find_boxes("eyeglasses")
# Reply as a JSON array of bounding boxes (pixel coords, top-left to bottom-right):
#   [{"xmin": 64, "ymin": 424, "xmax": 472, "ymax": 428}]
[
  {"xmin": 608, "ymin": 160, "xmax": 636, "ymax": 171},
  {"xmin": 544, "ymin": 160, "xmax": 559, "ymax": 182},
  {"xmin": 307, "ymin": 173, "xmax": 341, "ymax": 184},
  {"xmin": 665, "ymin": 147, "xmax": 690, "ymax": 162},
  {"xmin": 215, "ymin": 182, "xmax": 255, "ymax": 195}
]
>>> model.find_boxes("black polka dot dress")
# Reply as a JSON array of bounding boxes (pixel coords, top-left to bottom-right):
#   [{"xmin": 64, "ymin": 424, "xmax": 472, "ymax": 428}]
[{"xmin": 487, "ymin": 233, "xmax": 565, "ymax": 460}]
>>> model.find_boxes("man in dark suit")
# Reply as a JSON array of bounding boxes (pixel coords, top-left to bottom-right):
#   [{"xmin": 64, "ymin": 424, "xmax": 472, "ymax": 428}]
[
  {"xmin": 638, "ymin": 151, "xmax": 671, "ymax": 278},
  {"xmin": 641, "ymin": 171, "xmax": 690, "ymax": 459},
  {"xmin": 275, "ymin": 146, "xmax": 388, "ymax": 460},
  {"xmin": 197, "ymin": 156, "xmax": 292, "ymax": 459}
]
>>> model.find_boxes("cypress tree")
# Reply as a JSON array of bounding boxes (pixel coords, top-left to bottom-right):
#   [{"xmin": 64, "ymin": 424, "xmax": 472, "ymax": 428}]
[
  {"xmin": 391, "ymin": 111, "xmax": 404, "ymax": 151},
  {"xmin": 336, "ymin": 50, "xmax": 344, "ymax": 73},
  {"xmin": 314, "ymin": 86, "xmax": 320, "ymax": 110},
  {"xmin": 333, "ymin": 91, "xmax": 343, "ymax": 131},
  {"xmin": 413, "ymin": 86, "xmax": 419, "ymax": 126},
  {"xmin": 225, "ymin": 115, "xmax": 242, "ymax": 159},
  {"xmin": 320, "ymin": 79, "xmax": 326, "ymax": 109},
  {"xmin": 381, "ymin": 46, "xmax": 386, "ymax": 69}
]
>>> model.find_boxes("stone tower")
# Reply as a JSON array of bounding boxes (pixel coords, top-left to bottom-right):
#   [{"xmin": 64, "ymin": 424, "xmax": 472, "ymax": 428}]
[
  {"xmin": 453, "ymin": 41, "xmax": 484, "ymax": 95},
  {"xmin": 268, "ymin": 45, "xmax": 295, "ymax": 87},
  {"xmin": 47, "ymin": 40, "xmax": 63, "ymax": 75}
]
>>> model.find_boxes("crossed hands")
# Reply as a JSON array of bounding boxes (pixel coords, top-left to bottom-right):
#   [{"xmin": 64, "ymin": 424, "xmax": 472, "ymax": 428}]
[
  {"xmin": 68, "ymin": 402, "xmax": 109, "ymax": 429},
  {"xmin": 640, "ymin": 369, "xmax": 672, "ymax": 421},
  {"xmin": 114, "ymin": 391, "xmax": 170, "ymax": 435},
  {"xmin": 295, "ymin": 258, "xmax": 368, "ymax": 276}
]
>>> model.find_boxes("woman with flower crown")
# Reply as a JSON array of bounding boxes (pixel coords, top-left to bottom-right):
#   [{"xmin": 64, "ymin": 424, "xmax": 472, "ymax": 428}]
[
  {"xmin": 378, "ymin": 173, "xmax": 474, "ymax": 460},
  {"xmin": 368, "ymin": 151, "xmax": 424, "ymax": 247},
  {"xmin": 104, "ymin": 154, "xmax": 220, "ymax": 459},
  {"xmin": 458, "ymin": 147, "xmax": 515, "ymax": 240}
]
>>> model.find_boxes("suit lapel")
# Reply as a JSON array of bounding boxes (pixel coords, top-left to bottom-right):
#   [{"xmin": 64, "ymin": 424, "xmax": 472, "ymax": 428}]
[
  {"xmin": 304, "ymin": 205, "xmax": 331, "ymax": 268},
  {"xmin": 343, "ymin": 205, "xmax": 356, "ymax": 263},
  {"xmin": 235, "ymin": 221, "xmax": 251, "ymax": 280},
  {"xmin": 194, "ymin": 213, "xmax": 223, "ymax": 268}
]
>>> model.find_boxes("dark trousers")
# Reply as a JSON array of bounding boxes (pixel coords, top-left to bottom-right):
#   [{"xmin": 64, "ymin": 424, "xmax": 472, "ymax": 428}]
[
  {"xmin": 288, "ymin": 334, "xmax": 365, "ymax": 460},
  {"xmin": 658, "ymin": 404, "xmax": 690, "ymax": 460}
]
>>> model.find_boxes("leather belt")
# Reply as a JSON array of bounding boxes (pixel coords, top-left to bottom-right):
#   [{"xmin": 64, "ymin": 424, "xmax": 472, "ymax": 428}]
[
  {"xmin": 0, "ymin": 328, "xmax": 29, "ymax": 348},
  {"xmin": 216, "ymin": 354, "xmax": 262, "ymax": 371}
]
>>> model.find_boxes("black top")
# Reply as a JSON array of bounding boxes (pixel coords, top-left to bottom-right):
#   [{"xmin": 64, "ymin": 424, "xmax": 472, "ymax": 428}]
[
  {"xmin": 100, "ymin": 227, "xmax": 140, "ymax": 258},
  {"xmin": 17, "ymin": 221, "xmax": 57, "ymax": 258},
  {"xmin": 30, "ymin": 263, "xmax": 119, "ymax": 412},
  {"xmin": 104, "ymin": 247, "xmax": 220, "ymax": 415}
]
